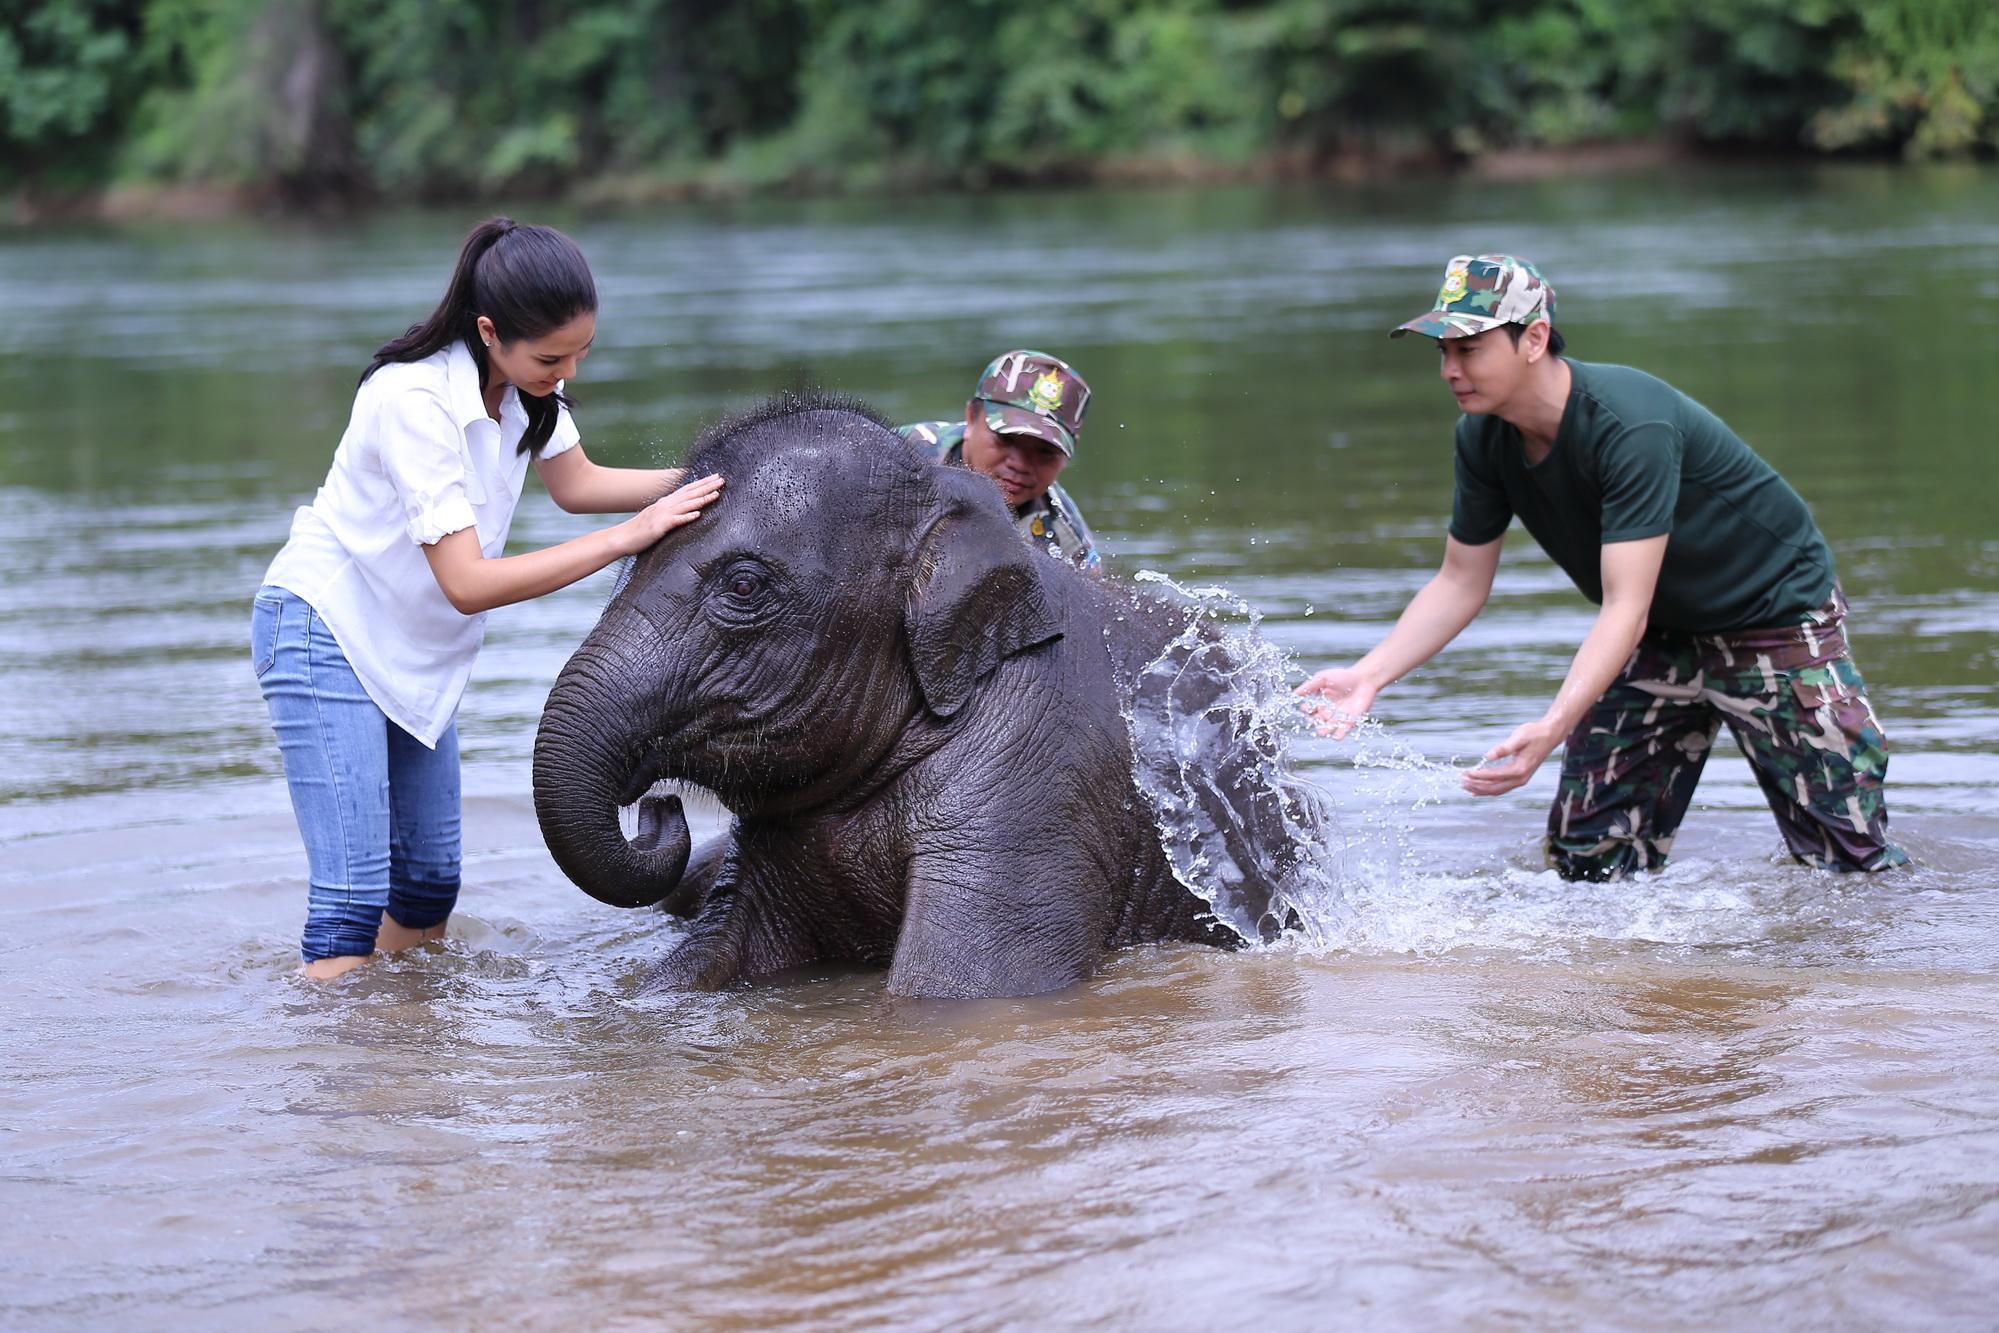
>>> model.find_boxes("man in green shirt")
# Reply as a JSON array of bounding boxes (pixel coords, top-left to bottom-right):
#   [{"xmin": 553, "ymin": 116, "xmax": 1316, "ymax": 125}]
[{"xmin": 1297, "ymin": 254, "xmax": 1907, "ymax": 879}]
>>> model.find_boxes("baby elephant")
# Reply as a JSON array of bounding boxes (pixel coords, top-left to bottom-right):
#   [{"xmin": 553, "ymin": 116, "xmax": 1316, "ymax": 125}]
[{"xmin": 532, "ymin": 396, "xmax": 1319, "ymax": 998}]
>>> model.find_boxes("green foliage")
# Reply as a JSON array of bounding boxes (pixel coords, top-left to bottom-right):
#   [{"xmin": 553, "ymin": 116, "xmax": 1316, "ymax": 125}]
[
  {"xmin": 0, "ymin": 0, "xmax": 147, "ymax": 185},
  {"xmin": 388, "ymin": 0, "xmax": 808, "ymax": 190},
  {"xmin": 1253, "ymin": 0, "xmax": 1493, "ymax": 155},
  {"xmin": 3, "ymin": 0, "xmax": 1995, "ymax": 200},
  {"xmin": 1655, "ymin": 0, "xmax": 1848, "ymax": 146},
  {"xmin": 1808, "ymin": 0, "xmax": 1999, "ymax": 158},
  {"xmin": 121, "ymin": 0, "xmax": 303, "ymax": 188},
  {"xmin": 764, "ymin": 0, "xmax": 1264, "ymax": 182}
]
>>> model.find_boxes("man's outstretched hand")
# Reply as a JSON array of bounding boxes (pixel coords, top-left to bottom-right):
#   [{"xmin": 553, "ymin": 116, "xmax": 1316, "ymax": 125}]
[
  {"xmin": 1462, "ymin": 719, "xmax": 1563, "ymax": 796},
  {"xmin": 1295, "ymin": 667, "xmax": 1378, "ymax": 740}
]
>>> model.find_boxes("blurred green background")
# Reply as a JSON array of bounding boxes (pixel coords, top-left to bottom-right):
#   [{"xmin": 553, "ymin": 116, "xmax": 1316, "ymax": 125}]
[{"xmin": 5, "ymin": 0, "xmax": 1998, "ymax": 208}]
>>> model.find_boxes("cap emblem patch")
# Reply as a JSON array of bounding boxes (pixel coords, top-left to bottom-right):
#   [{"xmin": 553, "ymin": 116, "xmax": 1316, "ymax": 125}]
[{"xmin": 1438, "ymin": 263, "xmax": 1469, "ymax": 305}]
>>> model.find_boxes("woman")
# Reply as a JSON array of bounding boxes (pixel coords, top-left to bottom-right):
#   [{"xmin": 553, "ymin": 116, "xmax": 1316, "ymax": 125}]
[{"xmin": 252, "ymin": 217, "xmax": 722, "ymax": 979}]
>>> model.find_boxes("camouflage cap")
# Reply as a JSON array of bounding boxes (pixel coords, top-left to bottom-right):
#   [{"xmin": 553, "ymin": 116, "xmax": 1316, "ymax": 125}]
[
  {"xmin": 971, "ymin": 349, "xmax": 1090, "ymax": 456},
  {"xmin": 1390, "ymin": 254, "xmax": 1557, "ymax": 339}
]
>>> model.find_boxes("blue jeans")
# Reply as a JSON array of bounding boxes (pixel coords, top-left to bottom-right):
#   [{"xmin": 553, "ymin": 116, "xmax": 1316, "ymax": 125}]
[{"xmin": 251, "ymin": 587, "xmax": 462, "ymax": 961}]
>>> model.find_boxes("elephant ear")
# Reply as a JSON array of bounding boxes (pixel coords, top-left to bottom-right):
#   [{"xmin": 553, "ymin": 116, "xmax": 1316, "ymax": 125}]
[{"xmin": 904, "ymin": 466, "xmax": 1065, "ymax": 719}]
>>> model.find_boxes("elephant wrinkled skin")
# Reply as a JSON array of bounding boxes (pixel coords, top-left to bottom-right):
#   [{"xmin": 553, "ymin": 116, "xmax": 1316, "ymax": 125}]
[{"xmin": 532, "ymin": 396, "xmax": 1320, "ymax": 998}]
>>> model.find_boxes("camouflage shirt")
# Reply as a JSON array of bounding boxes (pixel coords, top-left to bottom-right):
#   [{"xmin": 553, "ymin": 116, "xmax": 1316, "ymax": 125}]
[{"xmin": 896, "ymin": 420, "xmax": 1101, "ymax": 572}]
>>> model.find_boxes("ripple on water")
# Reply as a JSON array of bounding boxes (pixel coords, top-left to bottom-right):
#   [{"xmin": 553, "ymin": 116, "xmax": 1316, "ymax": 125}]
[{"xmin": 5, "ymin": 796, "xmax": 1999, "ymax": 1327}]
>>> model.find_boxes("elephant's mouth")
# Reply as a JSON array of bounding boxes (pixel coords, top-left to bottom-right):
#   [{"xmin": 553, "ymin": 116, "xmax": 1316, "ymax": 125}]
[
  {"xmin": 614, "ymin": 742, "xmax": 676, "ymax": 807},
  {"xmin": 536, "ymin": 677, "xmax": 739, "ymax": 911},
  {"xmin": 615, "ymin": 725, "xmax": 760, "ymax": 799},
  {"xmin": 618, "ymin": 777, "xmax": 735, "ymax": 846}
]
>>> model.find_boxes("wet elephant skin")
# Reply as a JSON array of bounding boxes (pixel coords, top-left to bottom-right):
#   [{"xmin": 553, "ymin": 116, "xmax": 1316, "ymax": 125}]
[{"xmin": 532, "ymin": 395, "xmax": 1308, "ymax": 998}]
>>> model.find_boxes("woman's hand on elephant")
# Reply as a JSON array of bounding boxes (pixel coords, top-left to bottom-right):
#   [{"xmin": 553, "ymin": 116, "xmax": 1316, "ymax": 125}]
[
  {"xmin": 614, "ymin": 473, "xmax": 724, "ymax": 555},
  {"xmin": 1295, "ymin": 666, "xmax": 1377, "ymax": 740}
]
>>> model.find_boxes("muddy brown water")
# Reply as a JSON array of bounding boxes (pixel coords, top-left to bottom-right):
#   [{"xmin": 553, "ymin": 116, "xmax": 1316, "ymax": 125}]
[{"xmin": 4, "ymin": 168, "xmax": 1998, "ymax": 1328}]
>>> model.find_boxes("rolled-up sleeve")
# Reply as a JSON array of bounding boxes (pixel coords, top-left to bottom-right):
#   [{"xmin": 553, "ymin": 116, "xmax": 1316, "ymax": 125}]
[{"xmin": 375, "ymin": 387, "xmax": 478, "ymax": 546}]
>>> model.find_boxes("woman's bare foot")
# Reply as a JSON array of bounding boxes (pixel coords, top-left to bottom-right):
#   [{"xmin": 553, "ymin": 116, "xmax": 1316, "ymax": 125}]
[
  {"xmin": 376, "ymin": 913, "xmax": 448, "ymax": 952},
  {"xmin": 295, "ymin": 915, "xmax": 445, "ymax": 978},
  {"xmin": 299, "ymin": 954, "xmax": 368, "ymax": 980}
]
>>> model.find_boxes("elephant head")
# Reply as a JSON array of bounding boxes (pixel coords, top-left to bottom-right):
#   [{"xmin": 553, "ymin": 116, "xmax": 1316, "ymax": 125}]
[{"xmin": 532, "ymin": 395, "xmax": 1064, "ymax": 912}]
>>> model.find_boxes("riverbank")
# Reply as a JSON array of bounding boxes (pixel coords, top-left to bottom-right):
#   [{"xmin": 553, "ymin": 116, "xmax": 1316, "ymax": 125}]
[{"xmin": 3, "ymin": 139, "xmax": 1706, "ymax": 227}]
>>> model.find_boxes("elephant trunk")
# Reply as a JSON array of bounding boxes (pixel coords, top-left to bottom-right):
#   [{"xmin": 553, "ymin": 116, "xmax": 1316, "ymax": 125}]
[{"xmin": 533, "ymin": 640, "xmax": 691, "ymax": 909}]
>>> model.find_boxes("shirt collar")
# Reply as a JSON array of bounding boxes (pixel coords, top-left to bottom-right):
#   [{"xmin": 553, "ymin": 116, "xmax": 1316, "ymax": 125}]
[{"xmin": 443, "ymin": 338, "xmax": 510, "ymax": 429}]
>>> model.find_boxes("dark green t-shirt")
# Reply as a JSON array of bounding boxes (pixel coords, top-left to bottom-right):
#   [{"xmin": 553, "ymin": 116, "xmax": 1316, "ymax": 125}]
[{"xmin": 1449, "ymin": 360, "xmax": 1836, "ymax": 633}]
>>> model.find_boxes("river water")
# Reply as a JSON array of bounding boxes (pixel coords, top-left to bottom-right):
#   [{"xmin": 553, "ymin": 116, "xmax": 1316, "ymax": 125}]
[{"xmin": 4, "ymin": 167, "xmax": 1997, "ymax": 1328}]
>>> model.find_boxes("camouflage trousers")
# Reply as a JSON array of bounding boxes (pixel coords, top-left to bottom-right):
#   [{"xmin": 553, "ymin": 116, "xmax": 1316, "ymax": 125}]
[{"xmin": 1547, "ymin": 586, "xmax": 1910, "ymax": 880}]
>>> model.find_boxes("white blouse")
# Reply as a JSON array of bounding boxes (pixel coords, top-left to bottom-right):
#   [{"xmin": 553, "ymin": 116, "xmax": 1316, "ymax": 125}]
[{"xmin": 263, "ymin": 340, "xmax": 578, "ymax": 747}]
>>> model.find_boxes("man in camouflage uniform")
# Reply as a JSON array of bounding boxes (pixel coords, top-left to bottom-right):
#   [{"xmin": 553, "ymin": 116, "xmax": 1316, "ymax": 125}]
[
  {"xmin": 899, "ymin": 349, "xmax": 1101, "ymax": 571},
  {"xmin": 1298, "ymin": 254, "xmax": 1907, "ymax": 879}
]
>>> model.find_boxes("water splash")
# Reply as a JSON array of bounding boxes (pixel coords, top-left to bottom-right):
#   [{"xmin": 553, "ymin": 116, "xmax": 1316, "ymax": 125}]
[
  {"xmin": 608, "ymin": 554, "xmax": 636, "ymax": 602},
  {"xmin": 1296, "ymin": 721, "xmax": 1878, "ymax": 960},
  {"xmin": 1121, "ymin": 570, "xmax": 1356, "ymax": 945},
  {"xmin": 1117, "ymin": 572, "xmax": 1840, "ymax": 963}
]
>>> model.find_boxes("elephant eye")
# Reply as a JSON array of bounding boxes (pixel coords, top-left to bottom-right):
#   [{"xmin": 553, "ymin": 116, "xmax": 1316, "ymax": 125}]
[{"xmin": 709, "ymin": 560, "xmax": 776, "ymax": 623}]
